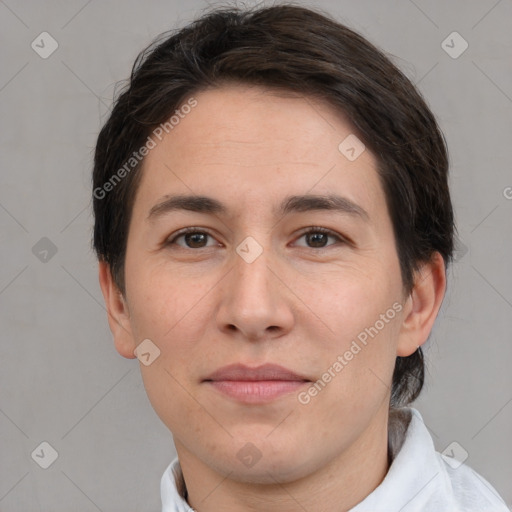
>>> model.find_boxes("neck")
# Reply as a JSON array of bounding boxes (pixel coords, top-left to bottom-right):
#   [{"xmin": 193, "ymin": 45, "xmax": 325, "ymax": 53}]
[{"xmin": 175, "ymin": 405, "xmax": 391, "ymax": 512}]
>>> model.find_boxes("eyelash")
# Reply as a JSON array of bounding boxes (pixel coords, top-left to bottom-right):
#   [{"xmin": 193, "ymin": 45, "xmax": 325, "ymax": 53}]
[{"xmin": 165, "ymin": 226, "xmax": 347, "ymax": 250}]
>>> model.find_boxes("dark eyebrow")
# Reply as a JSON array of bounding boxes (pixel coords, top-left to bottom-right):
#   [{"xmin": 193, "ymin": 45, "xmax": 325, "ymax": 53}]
[{"xmin": 146, "ymin": 193, "xmax": 369, "ymax": 222}]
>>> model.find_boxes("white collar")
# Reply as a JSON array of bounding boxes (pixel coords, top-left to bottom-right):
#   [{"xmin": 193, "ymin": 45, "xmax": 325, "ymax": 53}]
[{"xmin": 160, "ymin": 407, "xmax": 508, "ymax": 511}]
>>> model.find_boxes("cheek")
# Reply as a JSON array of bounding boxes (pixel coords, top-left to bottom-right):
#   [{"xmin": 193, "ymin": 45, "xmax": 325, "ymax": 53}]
[
  {"xmin": 298, "ymin": 318, "xmax": 399, "ymax": 442},
  {"xmin": 302, "ymin": 269, "xmax": 402, "ymax": 395},
  {"xmin": 125, "ymin": 259, "xmax": 192, "ymax": 341},
  {"xmin": 140, "ymin": 363, "xmax": 209, "ymax": 442},
  {"xmin": 300, "ymin": 266, "xmax": 400, "ymax": 342}
]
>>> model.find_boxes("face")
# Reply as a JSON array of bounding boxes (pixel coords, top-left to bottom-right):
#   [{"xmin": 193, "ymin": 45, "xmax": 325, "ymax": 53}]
[{"xmin": 107, "ymin": 84, "xmax": 421, "ymax": 484}]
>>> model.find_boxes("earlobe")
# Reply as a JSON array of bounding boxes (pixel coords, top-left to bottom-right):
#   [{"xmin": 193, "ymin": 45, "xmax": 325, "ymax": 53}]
[
  {"xmin": 396, "ymin": 252, "xmax": 447, "ymax": 357},
  {"xmin": 98, "ymin": 261, "xmax": 137, "ymax": 359}
]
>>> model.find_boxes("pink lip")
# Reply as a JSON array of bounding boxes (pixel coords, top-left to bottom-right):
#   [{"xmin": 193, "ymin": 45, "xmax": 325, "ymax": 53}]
[{"xmin": 203, "ymin": 364, "xmax": 311, "ymax": 404}]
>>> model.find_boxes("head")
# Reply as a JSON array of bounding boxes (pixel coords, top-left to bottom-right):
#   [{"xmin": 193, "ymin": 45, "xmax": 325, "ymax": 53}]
[{"xmin": 93, "ymin": 3, "xmax": 453, "ymax": 485}]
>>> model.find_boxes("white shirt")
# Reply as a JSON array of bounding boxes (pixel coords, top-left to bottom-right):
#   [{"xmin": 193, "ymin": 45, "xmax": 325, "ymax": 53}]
[{"xmin": 160, "ymin": 407, "xmax": 509, "ymax": 511}]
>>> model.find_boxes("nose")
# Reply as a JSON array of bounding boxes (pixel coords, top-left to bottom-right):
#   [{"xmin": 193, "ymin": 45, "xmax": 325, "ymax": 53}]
[{"xmin": 215, "ymin": 240, "xmax": 294, "ymax": 342}]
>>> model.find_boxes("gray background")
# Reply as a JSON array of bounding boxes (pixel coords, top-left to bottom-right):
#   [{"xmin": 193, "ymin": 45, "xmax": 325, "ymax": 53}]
[{"xmin": 1, "ymin": 0, "xmax": 511, "ymax": 510}]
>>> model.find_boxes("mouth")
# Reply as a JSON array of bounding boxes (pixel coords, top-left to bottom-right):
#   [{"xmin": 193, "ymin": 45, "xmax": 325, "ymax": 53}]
[{"xmin": 203, "ymin": 363, "xmax": 311, "ymax": 404}]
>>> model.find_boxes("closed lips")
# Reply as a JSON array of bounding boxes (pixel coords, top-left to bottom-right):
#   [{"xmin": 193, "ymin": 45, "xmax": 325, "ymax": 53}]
[{"xmin": 203, "ymin": 363, "xmax": 311, "ymax": 382}]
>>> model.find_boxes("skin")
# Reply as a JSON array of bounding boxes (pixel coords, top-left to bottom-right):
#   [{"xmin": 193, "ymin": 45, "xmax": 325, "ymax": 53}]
[{"xmin": 99, "ymin": 83, "xmax": 446, "ymax": 512}]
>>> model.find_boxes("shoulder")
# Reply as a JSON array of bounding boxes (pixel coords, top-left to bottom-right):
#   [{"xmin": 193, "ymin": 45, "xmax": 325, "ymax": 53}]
[
  {"xmin": 408, "ymin": 408, "xmax": 509, "ymax": 511},
  {"xmin": 434, "ymin": 450, "xmax": 509, "ymax": 511},
  {"xmin": 352, "ymin": 408, "xmax": 509, "ymax": 511}
]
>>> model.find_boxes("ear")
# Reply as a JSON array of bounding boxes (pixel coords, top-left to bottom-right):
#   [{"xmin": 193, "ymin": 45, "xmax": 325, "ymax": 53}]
[
  {"xmin": 98, "ymin": 261, "xmax": 137, "ymax": 359},
  {"xmin": 396, "ymin": 252, "xmax": 447, "ymax": 357}
]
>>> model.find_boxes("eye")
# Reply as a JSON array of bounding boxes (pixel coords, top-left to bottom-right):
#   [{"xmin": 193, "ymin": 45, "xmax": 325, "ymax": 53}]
[
  {"xmin": 166, "ymin": 227, "xmax": 219, "ymax": 249},
  {"xmin": 165, "ymin": 226, "xmax": 347, "ymax": 250},
  {"xmin": 294, "ymin": 227, "xmax": 346, "ymax": 249}
]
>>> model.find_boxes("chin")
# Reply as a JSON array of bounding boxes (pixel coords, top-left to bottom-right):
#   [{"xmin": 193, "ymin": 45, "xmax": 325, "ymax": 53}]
[{"xmin": 208, "ymin": 439, "xmax": 319, "ymax": 485}]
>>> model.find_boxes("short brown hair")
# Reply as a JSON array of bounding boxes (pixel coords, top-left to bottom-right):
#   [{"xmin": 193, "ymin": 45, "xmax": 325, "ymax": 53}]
[{"xmin": 92, "ymin": 4, "xmax": 455, "ymax": 407}]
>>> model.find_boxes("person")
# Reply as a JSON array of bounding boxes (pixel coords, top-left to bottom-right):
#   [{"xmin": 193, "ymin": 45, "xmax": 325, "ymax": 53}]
[{"xmin": 92, "ymin": 4, "xmax": 508, "ymax": 511}]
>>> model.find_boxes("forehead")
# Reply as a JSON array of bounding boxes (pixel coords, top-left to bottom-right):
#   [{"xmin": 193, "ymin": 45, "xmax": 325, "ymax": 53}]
[
  {"xmin": 164, "ymin": 85, "xmax": 366, "ymax": 162},
  {"xmin": 134, "ymin": 84, "xmax": 384, "ymax": 221}
]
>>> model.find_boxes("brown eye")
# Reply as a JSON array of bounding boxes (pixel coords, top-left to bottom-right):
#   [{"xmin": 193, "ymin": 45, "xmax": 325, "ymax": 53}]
[
  {"xmin": 165, "ymin": 226, "xmax": 346, "ymax": 251},
  {"xmin": 166, "ymin": 228, "xmax": 218, "ymax": 249},
  {"xmin": 295, "ymin": 227, "xmax": 345, "ymax": 249}
]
